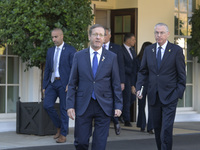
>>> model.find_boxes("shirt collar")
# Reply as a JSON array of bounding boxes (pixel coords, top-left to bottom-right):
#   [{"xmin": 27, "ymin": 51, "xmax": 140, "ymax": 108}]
[
  {"xmin": 56, "ymin": 42, "xmax": 64, "ymax": 50},
  {"xmin": 123, "ymin": 43, "xmax": 131, "ymax": 50},
  {"xmin": 89, "ymin": 46, "xmax": 103, "ymax": 56},
  {"xmin": 104, "ymin": 41, "xmax": 110, "ymax": 49},
  {"xmin": 156, "ymin": 41, "xmax": 168, "ymax": 50}
]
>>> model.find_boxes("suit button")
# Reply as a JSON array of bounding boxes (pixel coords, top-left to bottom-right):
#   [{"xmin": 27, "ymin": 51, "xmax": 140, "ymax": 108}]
[
  {"xmin": 93, "ymin": 81, "xmax": 95, "ymax": 83},
  {"xmin": 157, "ymin": 75, "xmax": 159, "ymax": 76}
]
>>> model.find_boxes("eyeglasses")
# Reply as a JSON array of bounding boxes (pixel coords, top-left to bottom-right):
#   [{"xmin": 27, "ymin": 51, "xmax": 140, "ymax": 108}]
[
  {"xmin": 91, "ymin": 33, "xmax": 105, "ymax": 38},
  {"xmin": 154, "ymin": 31, "xmax": 166, "ymax": 36}
]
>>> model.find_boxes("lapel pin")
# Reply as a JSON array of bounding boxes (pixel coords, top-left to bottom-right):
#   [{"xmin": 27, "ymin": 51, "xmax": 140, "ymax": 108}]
[
  {"xmin": 169, "ymin": 49, "xmax": 171, "ymax": 52},
  {"xmin": 102, "ymin": 56, "xmax": 105, "ymax": 62},
  {"xmin": 63, "ymin": 47, "xmax": 65, "ymax": 50},
  {"xmin": 152, "ymin": 48, "xmax": 155, "ymax": 52}
]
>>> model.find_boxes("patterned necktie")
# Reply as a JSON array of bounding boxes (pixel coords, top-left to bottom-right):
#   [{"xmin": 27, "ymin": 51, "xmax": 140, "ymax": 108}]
[
  {"xmin": 157, "ymin": 47, "xmax": 162, "ymax": 69},
  {"xmin": 92, "ymin": 51, "xmax": 98, "ymax": 99},
  {"xmin": 51, "ymin": 47, "xmax": 60, "ymax": 83}
]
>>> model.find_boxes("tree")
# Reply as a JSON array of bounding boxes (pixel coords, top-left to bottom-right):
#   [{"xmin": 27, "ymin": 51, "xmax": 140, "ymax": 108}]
[
  {"xmin": 0, "ymin": 0, "xmax": 94, "ymax": 98},
  {"xmin": 188, "ymin": 5, "xmax": 200, "ymax": 63}
]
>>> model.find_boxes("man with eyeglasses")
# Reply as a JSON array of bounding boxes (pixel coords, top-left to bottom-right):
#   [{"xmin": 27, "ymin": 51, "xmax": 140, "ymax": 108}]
[
  {"xmin": 66, "ymin": 24, "xmax": 123, "ymax": 150},
  {"xmin": 136, "ymin": 23, "xmax": 186, "ymax": 150}
]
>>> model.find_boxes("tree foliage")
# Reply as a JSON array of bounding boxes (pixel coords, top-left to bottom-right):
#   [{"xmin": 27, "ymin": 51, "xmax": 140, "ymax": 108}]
[
  {"xmin": 0, "ymin": 0, "xmax": 94, "ymax": 68},
  {"xmin": 188, "ymin": 5, "xmax": 200, "ymax": 63}
]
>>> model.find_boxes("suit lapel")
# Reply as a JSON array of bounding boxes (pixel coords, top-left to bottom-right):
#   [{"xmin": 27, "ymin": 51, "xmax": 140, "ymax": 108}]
[
  {"xmin": 151, "ymin": 44, "xmax": 157, "ymax": 69},
  {"xmin": 95, "ymin": 48, "xmax": 107, "ymax": 78},
  {"xmin": 85, "ymin": 48, "xmax": 94, "ymax": 78},
  {"xmin": 59, "ymin": 43, "xmax": 66, "ymax": 64},
  {"xmin": 51, "ymin": 47, "xmax": 56, "ymax": 71}
]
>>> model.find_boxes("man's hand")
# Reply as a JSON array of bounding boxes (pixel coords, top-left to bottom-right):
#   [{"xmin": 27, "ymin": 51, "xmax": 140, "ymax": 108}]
[
  {"xmin": 67, "ymin": 108, "xmax": 75, "ymax": 120},
  {"xmin": 114, "ymin": 109, "xmax": 122, "ymax": 117},
  {"xmin": 136, "ymin": 90, "xmax": 143, "ymax": 99},
  {"xmin": 121, "ymin": 83, "xmax": 125, "ymax": 91},
  {"xmin": 131, "ymin": 86, "xmax": 136, "ymax": 94}
]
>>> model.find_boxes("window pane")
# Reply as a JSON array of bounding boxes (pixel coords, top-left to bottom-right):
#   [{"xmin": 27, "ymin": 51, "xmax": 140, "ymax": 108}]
[
  {"xmin": 185, "ymin": 85, "xmax": 193, "ymax": 107},
  {"xmin": 178, "ymin": 97, "xmax": 184, "ymax": 107},
  {"xmin": 115, "ymin": 16, "xmax": 123, "ymax": 33},
  {"xmin": 174, "ymin": 13, "xmax": 179, "ymax": 35},
  {"xmin": 0, "ymin": 56, "xmax": 6, "ymax": 84},
  {"xmin": 180, "ymin": 0, "xmax": 187, "ymax": 12},
  {"xmin": 179, "ymin": 13, "xmax": 187, "ymax": 36},
  {"xmin": 188, "ymin": 13, "xmax": 192, "ymax": 36},
  {"xmin": 175, "ymin": 0, "xmax": 178, "ymax": 11},
  {"xmin": 8, "ymin": 57, "xmax": 19, "ymax": 84},
  {"xmin": 188, "ymin": 0, "xmax": 196, "ymax": 12},
  {"xmin": 7, "ymin": 86, "xmax": 19, "ymax": 113},
  {"xmin": 186, "ymin": 62, "xmax": 193, "ymax": 83},
  {"xmin": 0, "ymin": 86, "xmax": 5, "ymax": 113},
  {"xmin": 187, "ymin": 41, "xmax": 193, "ymax": 60},
  {"xmin": 123, "ymin": 15, "xmax": 131, "ymax": 32},
  {"xmin": 114, "ymin": 35, "xmax": 123, "ymax": 46},
  {"xmin": 0, "ymin": 44, "xmax": 6, "ymax": 55}
]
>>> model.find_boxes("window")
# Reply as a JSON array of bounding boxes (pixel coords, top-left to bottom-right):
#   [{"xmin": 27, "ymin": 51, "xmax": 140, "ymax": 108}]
[
  {"xmin": 174, "ymin": 0, "xmax": 195, "ymax": 108},
  {"xmin": 0, "ymin": 44, "xmax": 19, "ymax": 113}
]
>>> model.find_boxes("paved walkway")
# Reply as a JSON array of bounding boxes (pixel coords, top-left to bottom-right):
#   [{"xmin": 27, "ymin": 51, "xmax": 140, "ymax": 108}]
[{"xmin": 1, "ymin": 121, "xmax": 200, "ymax": 150}]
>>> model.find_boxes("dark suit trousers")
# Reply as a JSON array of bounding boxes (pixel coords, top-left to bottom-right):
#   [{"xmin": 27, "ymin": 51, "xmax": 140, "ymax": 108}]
[
  {"xmin": 122, "ymin": 74, "xmax": 132, "ymax": 122},
  {"xmin": 74, "ymin": 99, "xmax": 110, "ymax": 150},
  {"xmin": 43, "ymin": 80, "xmax": 69, "ymax": 136},
  {"xmin": 151, "ymin": 93, "xmax": 178, "ymax": 150}
]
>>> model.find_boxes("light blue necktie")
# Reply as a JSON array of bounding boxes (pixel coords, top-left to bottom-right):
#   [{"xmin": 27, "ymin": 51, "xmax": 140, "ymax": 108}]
[
  {"xmin": 157, "ymin": 47, "xmax": 162, "ymax": 69},
  {"xmin": 51, "ymin": 47, "xmax": 60, "ymax": 83},
  {"xmin": 92, "ymin": 52, "xmax": 98, "ymax": 99}
]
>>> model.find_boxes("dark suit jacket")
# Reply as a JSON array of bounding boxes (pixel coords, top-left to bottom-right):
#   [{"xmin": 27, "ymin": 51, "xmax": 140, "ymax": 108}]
[
  {"xmin": 66, "ymin": 48, "xmax": 123, "ymax": 116},
  {"xmin": 121, "ymin": 44, "xmax": 137, "ymax": 86},
  {"xmin": 136, "ymin": 42, "xmax": 186, "ymax": 105},
  {"xmin": 43, "ymin": 43, "xmax": 76, "ymax": 89},
  {"xmin": 108, "ymin": 42, "xmax": 125, "ymax": 84}
]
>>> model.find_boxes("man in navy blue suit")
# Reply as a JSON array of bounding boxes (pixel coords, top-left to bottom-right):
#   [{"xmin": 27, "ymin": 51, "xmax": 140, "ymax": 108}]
[
  {"xmin": 43, "ymin": 28, "xmax": 76, "ymax": 143},
  {"xmin": 103, "ymin": 27, "xmax": 125, "ymax": 135},
  {"xmin": 136, "ymin": 23, "xmax": 186, "ymax": 150},
  {"xmin": 66, "ymin": 24, "xmax": 123, "ymax": 150},
  {"xmin": 121, "ymin": 33, "xmax": 137, "ymax": 127}
]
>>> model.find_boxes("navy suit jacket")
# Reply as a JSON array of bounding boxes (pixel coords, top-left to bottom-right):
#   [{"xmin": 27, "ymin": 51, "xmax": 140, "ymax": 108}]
[
  {"xmin": 121, "ymin": 44, "xmax": 137, "ymax": 86},
  {"xmin": 108, "ymin": 42, "xmax": 125, "ymax": 84},
  {"xmin": 43, "ymin": 43, "xmax": 76, "ymax": 89},
  {"xmin": 136, "ymin": 42, "xmax": 186, "ymax": 105},
  {"xmin": 66, "ymin": 48, "xmax": 123, "ymax": 116}
]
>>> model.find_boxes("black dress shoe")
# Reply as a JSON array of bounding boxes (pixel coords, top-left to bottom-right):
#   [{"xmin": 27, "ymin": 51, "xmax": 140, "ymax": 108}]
[
  {"xmin": 140, "ymin": 129, "xmax": 145, "ymax": 132},
  {"xmin": 114, "ymin": 123, "xmax": 121, "ymax": 135},
  {"xmin": 147, "ymin": 130, "xmax": 154, "ymax": 134},
  {"xmin": 124, "ymin": 121, "xmax": 132, "ymax": 127}
]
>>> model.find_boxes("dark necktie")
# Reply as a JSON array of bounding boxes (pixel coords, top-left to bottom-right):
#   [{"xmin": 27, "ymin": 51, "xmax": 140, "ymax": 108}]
[
  {"xmin": 92, "ymin": 52, "xmax": 98, "ymax": 99},
  {"xmin": 129, "ymin": 48, "xmax": 133, "ymax": 59},
  {"xmin": 51, "ymin": 47, "xmax": 60, "ymax": 83},
  {"xmin": 157, "ymin": 47, "xmax": 162, "ymax": 69}
]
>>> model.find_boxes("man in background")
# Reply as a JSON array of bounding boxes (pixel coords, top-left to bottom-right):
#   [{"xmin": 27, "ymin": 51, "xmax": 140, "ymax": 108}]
[
  {"xmin": 43, "ymin": 28, "xmax": 76, "ymax": 143},
  {"xmin": 121, "ymin": 33, "xmax": 137, "ymax": 127}
]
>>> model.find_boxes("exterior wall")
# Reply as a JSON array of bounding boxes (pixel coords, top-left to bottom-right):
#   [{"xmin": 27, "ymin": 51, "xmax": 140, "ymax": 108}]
[{"xmin": 137, "ymin": 0, "xmax": 174, "ymax": 52}]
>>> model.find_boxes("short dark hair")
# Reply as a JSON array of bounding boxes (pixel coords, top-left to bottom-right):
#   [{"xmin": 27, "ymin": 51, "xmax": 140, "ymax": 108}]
[
  {"xmin": 124, "ymin": 33, "xmax": 135, "ymax": 42},
  {"xmin": 89, "ymin": 24, "xmax": 105, "ymax": 36}
]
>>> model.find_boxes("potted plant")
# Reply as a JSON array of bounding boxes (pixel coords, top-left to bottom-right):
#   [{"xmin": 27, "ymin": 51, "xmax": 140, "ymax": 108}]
[{"xmin": 0, "ymin": 0, "xmax": 94, "ymax": 135}]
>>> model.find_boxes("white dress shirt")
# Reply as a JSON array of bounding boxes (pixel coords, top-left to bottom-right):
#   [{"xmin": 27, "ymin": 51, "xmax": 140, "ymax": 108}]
[{"xmin": 54, "ymin": 42, "xmax": 64, "ymax": 77}]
